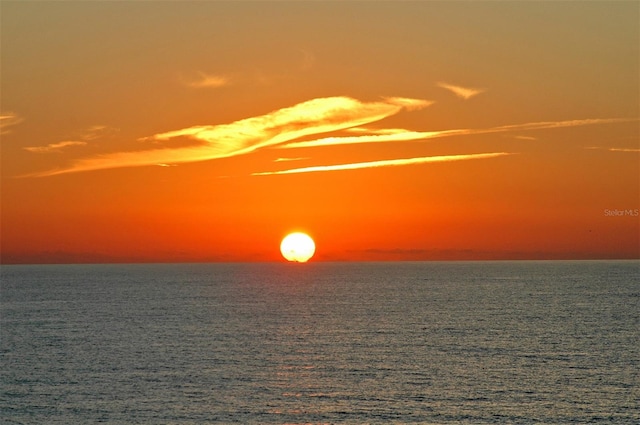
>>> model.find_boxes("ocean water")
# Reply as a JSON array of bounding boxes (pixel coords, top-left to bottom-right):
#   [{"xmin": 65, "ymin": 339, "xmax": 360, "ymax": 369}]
[{"xmin": 1, "ymin": 261, "xmax": 638, "ymax": 424}]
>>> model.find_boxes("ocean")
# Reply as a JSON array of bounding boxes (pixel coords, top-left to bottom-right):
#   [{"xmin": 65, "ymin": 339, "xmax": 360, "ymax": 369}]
[{"xmin": 1, "ymin": 261, "xmax": 638, "ymax": 424}]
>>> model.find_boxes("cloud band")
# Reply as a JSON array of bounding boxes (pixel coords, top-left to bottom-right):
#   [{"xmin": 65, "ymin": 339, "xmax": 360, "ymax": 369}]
[{"xmin": 253, "ymin": 152, "xmax": 514, "ymax": 175}]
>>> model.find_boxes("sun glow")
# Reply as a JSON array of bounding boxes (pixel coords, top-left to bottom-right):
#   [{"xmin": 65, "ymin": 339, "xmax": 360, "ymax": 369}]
[{"xmin": 280, "ymin": 232, "xmax": 315, "ymax": 262}]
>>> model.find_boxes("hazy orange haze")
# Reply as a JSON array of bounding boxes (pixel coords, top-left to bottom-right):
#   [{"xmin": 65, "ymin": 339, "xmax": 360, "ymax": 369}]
[{"xmin": 1, "ymin": 2, "xmax": 638, "ymax": 263}]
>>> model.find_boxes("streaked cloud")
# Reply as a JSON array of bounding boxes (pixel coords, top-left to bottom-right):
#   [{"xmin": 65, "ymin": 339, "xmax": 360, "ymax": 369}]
[
  {"xmin": 345, "ymin": 127, "xmax": 412, "ymax": 135},
  {"xmin": 608, "ymin": 148, "xmax": 640, "ymax": 152},
  {"xmin": 28, "ymin": 96, "xmax": 431, "ymax": 177},
  {"xmin": 24, "ymin": 141, "xmax": 87, "ymax": 153},
  {"xmin": 282, "ymin": 129, "xmax": 464, "ymax": 149},
  {"xmin": 489, "ymin": 117, "xmax": 634, "ymax": 133},
  {"xmin": 383, "ymin": 97, "xmax": 434, "ymax": 110},
  {"xmin": 280, "ymin": 117, "xmax": 636, "ymax": 149},
  {"xmin": 24, "ymin": 91, "xmax": 634, "ymax": 178},
  {"xmin": 0, "ymin": 112, "xmax": 23, "ymax": 134},
  {"xmin": 253, "ymin": 152, "xmax": 513, "ymax": 176},
  {"xmin": 184, "ymin": 72, "xmax": 230, "ymax": 89},
  {"xmin": 80, "ymin": 125, "xmax": 119, "ymax": 140},
  {"xmin": 144, "ymin": 96, "xmax": 427, "ymax": 153},
  {"xmin": 274, "ymin": 157, "xmax": 310, "ymax": 162},
  {"xmin": 24, "ymin": 124, "xmax": 117, "ymax": 154},
  {"xmin": 437, "ymin": 82, "xmax": 485, "ymax": 99},
  {"xmin": 586, "ymin": 146, "xmax": 640, "ymax": 153}
]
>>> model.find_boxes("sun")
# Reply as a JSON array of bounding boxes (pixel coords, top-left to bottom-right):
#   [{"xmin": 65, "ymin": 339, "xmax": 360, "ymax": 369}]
[{"xmin": 280, "ymin": 232, "xmax": 315, "ymax": 263}]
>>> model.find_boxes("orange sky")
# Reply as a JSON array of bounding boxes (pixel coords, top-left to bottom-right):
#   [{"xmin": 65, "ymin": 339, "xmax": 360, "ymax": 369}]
[{"xmin": 1, "ymin": 1, "xmax": 638, "ymax": 263}]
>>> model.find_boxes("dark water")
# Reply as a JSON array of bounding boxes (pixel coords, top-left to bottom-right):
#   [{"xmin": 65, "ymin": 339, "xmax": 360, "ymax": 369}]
[{"xmin": 1, "ymin": 261, "xmax": 639, "ymax": 424}]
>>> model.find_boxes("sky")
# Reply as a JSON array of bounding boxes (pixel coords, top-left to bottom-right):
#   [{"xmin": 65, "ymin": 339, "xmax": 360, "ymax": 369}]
[{"xmin": 1, "ymin": 1, "xmax": 638, "ymax": 263}]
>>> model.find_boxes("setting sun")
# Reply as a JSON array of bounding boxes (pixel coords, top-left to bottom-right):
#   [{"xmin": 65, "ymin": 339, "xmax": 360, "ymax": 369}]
[{"xmin": 280, "ymin": 232, "xmax": 315, "ymax": 263}]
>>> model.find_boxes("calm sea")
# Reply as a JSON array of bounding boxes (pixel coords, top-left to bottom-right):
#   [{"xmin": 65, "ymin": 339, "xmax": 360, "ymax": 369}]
[{"xmin": 1, "ymin": 261, "xmax": 638, "ymax": 424}]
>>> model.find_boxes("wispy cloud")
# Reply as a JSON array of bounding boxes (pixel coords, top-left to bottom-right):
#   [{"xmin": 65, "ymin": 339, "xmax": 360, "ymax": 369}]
[
  {"xmin": 24, "ymin": 125, "xmax": 117, "ymax": 154},
  {"xmin": 437, "ymin": 82, "xmax": 485, "ymax": 99},
  {"xmin": 0, "ymin": 112, "xmax": 23, "ymax": 134},
  {"xmin": 489, "ymin": 118, "xmax": 633, "ymax": 133},
  {"xmin": 274, "ymin": 157, "xmax": 310, "ymax": 162},
  {"xmin": 80, "ymin": 125, "xmax": 118, "ymax": 140},
  {"xmin": 345, "ymin": 127, "xmax": 412, "ymax": 135},
  {"xmin": 24, "ymin": 141, "xmax": 87, "ymax": 153},
  {"xmin": 282, "ymin": 129, "xmax": 464, "ymax": 149},
  {"xmin": 253, "ymin": 152, "xmax": 513, "ymax": 176},
  {"xmin": 608, "ymin": 148, "xmax": 640, "ymax": 152},
  {"xmin": 383, "ymin": 97, "xmax": 433, "ymax": 110},
  {"xmin": 253, "ymin": 115, "xmax": 632, "ymax": 175},
  {"xmin": 24, "ymin": 91, "xmax": 635, "ymax": 178},
  {"xmin": 183, "ymin": 72, "xmax": 230, "ymax": 89},
  {"xmin": 279, "ymin": 117, "xmax": 634, "ymax": 150},
  {"xmin": 586, "ymin": 146, "xmax": 640, "ymax": 152},
  {"xmin": 28, "ymin": 96, "xmax": 431, "ymax": 177},
  {"xmin": 280, "ymin": 130, "xmax": 466, "ymax": 149}
]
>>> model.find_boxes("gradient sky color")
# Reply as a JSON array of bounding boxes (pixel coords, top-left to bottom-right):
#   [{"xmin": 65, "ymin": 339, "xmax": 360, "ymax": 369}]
[{"xmin": 1, "ymin": 1, "xmax": 638, "ymax": 263}]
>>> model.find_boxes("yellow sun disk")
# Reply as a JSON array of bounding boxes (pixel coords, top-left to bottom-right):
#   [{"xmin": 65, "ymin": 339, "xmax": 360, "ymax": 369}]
[{"xmin": 280, "ymin": 232, "xmax": 315, "ymax": 262}]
